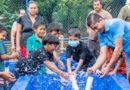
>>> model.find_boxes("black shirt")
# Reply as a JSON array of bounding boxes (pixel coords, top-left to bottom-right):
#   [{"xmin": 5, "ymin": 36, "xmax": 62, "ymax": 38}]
[
  {"xmin": 17, "ymin": 15, "xmax": 43, "ymax": 46},
  {"xmin": 66, "ymin": 41, "xmax": 94, "ymax": 67},
  {"xmin": 15, "ymin": 47, "xmax": 54, "ymax": 75}
]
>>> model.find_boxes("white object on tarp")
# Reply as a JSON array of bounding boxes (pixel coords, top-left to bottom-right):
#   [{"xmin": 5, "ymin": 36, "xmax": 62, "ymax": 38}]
[
  {"xmin": 85, "ymin": 76, "xmax": 94, "ymax": 90},
  {"xmin": 70, "ymin": 75, "xmax": 79, "ymax": 90}
]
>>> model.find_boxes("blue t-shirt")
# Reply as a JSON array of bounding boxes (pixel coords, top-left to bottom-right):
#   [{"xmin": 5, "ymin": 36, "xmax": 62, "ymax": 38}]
[{"xmin": 98, "ymin": 19, "xmax": 130, "ymax": 55}]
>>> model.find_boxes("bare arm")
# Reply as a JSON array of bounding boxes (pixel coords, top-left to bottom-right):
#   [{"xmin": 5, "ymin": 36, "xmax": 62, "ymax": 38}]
[
  {"xmin": 92, "ymin": 46, "xmax": 108, "ymax": 71},
  {"xmin": 107, "ymin": 37, "xmax": 123, "ymax": 68},
  {"xmin": 44, "ymin": 60, "xmax": 69, "ymax": 79},
  {"xmin": 53, "ymin": 51, "xmax": 64, "ymax": 68},
  {"xmin": 67, "ymin": 58, "xmax": 72, "ymax": 73},
  {"xmin": 74, "ymin": 59, "xmax": 84, "ymax": 73},
  {"xmin": 11, "ymin": 23, "xmax": 17, "ymax": 51},
  {"xmin": 0, "ymin": 52, "xmax": 18, "ymax": 60},
  {"xmin": 112, "ymin": 59, "xmax": 122, "ymax": 74},
  {"xmin": 16, "ymin": 23, "xmax": 22, "ymax": 52}
]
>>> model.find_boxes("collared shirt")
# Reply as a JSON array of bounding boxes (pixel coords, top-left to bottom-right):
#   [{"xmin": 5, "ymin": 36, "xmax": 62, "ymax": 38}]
[
  {"xmin": 0, "ymin": 40, "xmax": 7, "ymax": 71},
  {"xmin": 17, "ymin": 15, "xmax": 43, "ymax": 46},
  {"xmin": 87, "ymin": 9, "xmax": 112, "ymax": 40},
  {"xmin": 26, "ymin": 34, "xmax": 43, "ymax": 52},
  {"xmin": 98, "ymin": 19, "xmax": 130, "ymax": 55}
]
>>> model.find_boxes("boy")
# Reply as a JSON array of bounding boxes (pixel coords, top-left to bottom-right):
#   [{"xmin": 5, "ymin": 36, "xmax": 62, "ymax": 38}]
[
  {"xmin": 48, "ymin": 22, "xmax": 62, "ymax": 37},
  {"xmin": 66, "ymin": 28, "xmax": 95, "ymax": 74},
  {"xmin": 15, "ymin": 34, "xmax": 69, "ymax": 79},
  {"xmin": 0, "ymin": 27, "xmax": 17, "ymax": 89},
  {"xmin": 48, "ymin": 22, "xmax": 64, "ymax": 68},
  {"xmin": 26, "ymin": 21, "xmax": 46, "ymax": 53}
]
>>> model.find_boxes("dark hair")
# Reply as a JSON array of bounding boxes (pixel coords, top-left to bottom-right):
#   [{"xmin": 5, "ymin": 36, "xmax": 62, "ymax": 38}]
[
  {"xmin": 0, "ymin": 26, "xmax": 7, "ymax": 33},
  {"xmin": 92, "ymin": 0, "xmax": 102, "ymax": 5},
  {"xmin": 42, "ymin": 34, "xmax": 59, "ymax": 45},
  {"xmin": 33, "ymin": 21, "xmax": 45, "ymax": 30},
  {"xmin": 48, "ymin": 22, "xmax": 62, "ymax": 33},
  {"xmin": 68, "ymin": 28, "xmax": 81, "ymax": 38},
  {"xmin": 86, "ymin": 13, "xmax": 103, "ymax": 27},
  {"xmin": 28, "ymin": 0, "xmax": 37, "ymax": 7}
]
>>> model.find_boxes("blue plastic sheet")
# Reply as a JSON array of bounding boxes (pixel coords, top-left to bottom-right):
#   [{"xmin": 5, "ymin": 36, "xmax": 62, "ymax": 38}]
[{"xmin": 11, "ymin": 73, "xmax": 130, "ymax": 90}]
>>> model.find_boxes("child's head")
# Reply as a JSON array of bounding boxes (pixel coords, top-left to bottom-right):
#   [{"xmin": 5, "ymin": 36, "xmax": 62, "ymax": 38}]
[
  {"xmin": 48, "ymin": 22, "xmax": 62, "ymax": 37},
  {"xmin": 0, "ymin": 27, "xmax": 7, "ymax": 40},
  {"xmin": 68, "ymin": 28, "xmax": 81, "ymax": 47},
  {"xmin": 33, "ymin": 21, "xmax": 46, "ymax": 38},
  {"xmin": 42, "ymin": 34, "xmax": 59, "ymax": 53}
]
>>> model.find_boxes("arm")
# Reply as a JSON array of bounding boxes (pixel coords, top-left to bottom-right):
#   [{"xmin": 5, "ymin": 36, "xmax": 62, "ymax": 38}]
[
  {"xmin": 74, "ymin": 59, "xmax": 84, "ymax": 73},
  {"xmin": 44, "ymin": 60, "xmax": 69, "ymax": 79},
  {"xmin": 53, "ymin": 51, "xmax": 64, "ymax": 68},
  {"xmin": 11, "ymin": 22, "xmax": 17, "ymax": 52},
  {"xmin": 0, "ymin": 52, "xmax": 18, "ymax": 60},
  {"xmin": 92, "ymin": 46, "xmax": 108, "ymax": 71},
  {"xmin": 67, "ymin": 58, "xmax": 72, "ymax": 73},
  {"xmin": 107, "ymin": 37, "xmax": 123, "ymax": 68},
  {"xmin": 111, "ymin": 59, "xmax": 122, "ymax": 74},
  {"xmin": 87, "ymin": 45, "xmax": 108, "ymax": 73},
  {"xmin": 16, "ymin": 23, "xmax": 22, "ymax": 52},
  {"xmin": 100, "ymin": 37, "xmax": 123, "ymax": 78},
  {"xmin": 0, "ymin": 72, "xmax": 16, "ymax": 82}
]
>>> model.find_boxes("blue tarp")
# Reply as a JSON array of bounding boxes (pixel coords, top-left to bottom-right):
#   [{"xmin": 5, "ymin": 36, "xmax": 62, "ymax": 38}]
[
  {"xmin": 11, "ymin": 52, "xmax": 130, "ymax": 90},
  {"xmin": 11, "ymin": 73, "xmax": 130, "ymax": 90}
]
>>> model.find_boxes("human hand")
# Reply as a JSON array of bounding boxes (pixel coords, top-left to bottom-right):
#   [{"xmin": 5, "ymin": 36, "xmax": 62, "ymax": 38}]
[
  {"xmin": 100, "ymin": 66, "xmax": 111, "ymax": 78},
  {"xmin": 61, "ymin": 72, "xmax": 70, "ymax": 80},
  {"xmin": 1, "ymin": 72, "xmax": 16, "ymax": 82},
  {"xmin": 109, "ymin": 70, "xmax": 117, "ymax": 75},
  {"xmin": 87, "ymin": 67, "xmax": 96, "ymax": 74},
  {"xmin": 11, "ymin": 52, "xmax": 19, "ymax": 59},
  {"xmin": 58, "ymin": 60, "xmax": 64, "ymax": 68}
]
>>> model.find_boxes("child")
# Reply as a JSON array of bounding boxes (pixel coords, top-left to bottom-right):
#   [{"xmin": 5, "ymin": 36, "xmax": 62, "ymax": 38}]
[
  {"xmin": 0, "ymin": 27, "xmax": 18, "ymax": 72},
  {"xmin": 26, "ymin": 21, "xmax": 46, "ymax": 53},
  {"xmin": 48, "ymin": 22, "xmax": 64, "ymax": 68},
  {"xmin": 48, "ymin": 22, "xmax": 62, "ymax": 37},
  {"xmin": 0, "ymin": 26, "xmax": 17, "ymax": 89},
  {"xmin": 15, "ymin": 34, "xmax": 69, "ymax": 79},
  {"xmin": 66, "ymin": 28, "xmax": 95, "ymax": 74},
  {"xmin": 26, "ymin": 21, "xmax": 46, "ymax": 73}
]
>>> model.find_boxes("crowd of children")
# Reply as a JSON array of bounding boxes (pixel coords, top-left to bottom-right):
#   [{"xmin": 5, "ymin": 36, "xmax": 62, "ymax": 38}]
[{"xmin": 1, "ymin": 0, "xmax": 130, "ymax": 89}]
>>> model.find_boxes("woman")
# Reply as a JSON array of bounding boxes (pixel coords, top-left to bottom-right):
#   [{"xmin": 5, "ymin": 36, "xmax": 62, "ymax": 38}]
[{"xmin": 16, "ymin": 1, "xmax": 43, "ymax": 58}]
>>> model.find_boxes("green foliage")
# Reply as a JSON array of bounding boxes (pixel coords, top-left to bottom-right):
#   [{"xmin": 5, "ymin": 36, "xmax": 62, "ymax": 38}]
[{"xmin": 0, "ymin": 0, "xmax": 116, "ymax": 38}]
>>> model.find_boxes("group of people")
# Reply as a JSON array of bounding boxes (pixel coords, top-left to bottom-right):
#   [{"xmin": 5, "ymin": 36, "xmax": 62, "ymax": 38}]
[{"xmin": 1, "ymin": 0, "xmax": 130, "ymax": 89}]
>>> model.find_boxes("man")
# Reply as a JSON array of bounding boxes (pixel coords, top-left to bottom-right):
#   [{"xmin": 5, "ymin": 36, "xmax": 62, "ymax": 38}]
[
  {"xmin": 86, "ymin": 13, "xmax": 130, "ymax": 82},
  {"xmin": 87, "ymin": 0, "xmax": 112, "ymax": 58}
]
